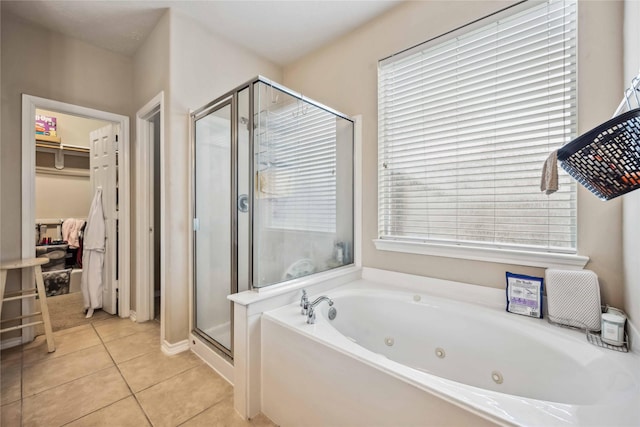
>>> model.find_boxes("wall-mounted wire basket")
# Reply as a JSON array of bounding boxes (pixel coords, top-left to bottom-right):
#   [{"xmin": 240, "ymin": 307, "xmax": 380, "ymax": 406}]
[
  {"xmin": 558, "ymin": 109, "xmax": 640, "ymax": 200},
  {"xmin": 558, "ymin": 76, "xmax": 640, "ymax": 201}
]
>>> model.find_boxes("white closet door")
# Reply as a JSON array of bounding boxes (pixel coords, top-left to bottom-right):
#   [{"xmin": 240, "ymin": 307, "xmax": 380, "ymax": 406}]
[{"xmin": 90, "ymin": 125, "xmax": 118, "ymax": 315}]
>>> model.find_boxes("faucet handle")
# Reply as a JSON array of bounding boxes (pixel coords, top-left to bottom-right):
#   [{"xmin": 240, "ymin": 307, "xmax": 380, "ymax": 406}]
[
  {"xmin": 307, "ymin": 306, "xmax": 317, "ymax": 324},
  {"xmin": 300, "ymin": 289, "xmax": 309, "ymax": 315},
  {"xmin": 306, "ymin": 296, "xmax": 333, "ymax": 324}
]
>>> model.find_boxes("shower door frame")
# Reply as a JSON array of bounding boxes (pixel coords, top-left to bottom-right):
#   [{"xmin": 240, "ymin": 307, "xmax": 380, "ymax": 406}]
[
  {"xmin": 191, "ymin": 94, "xmax": 238, "ymax": 360},
  {"xmin": 190, "ymin": 76, "xmax": 355, "ymax": 359}
]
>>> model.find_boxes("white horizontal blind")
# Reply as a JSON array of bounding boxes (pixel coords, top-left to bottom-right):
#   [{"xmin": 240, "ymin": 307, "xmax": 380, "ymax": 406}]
[
  {"xmin": 259, "ymin": 99, "xmax": 337, "ymax": 233},
  {"xmin": 378, "ymin": 0, "xmax": 577, "ymax": 252}
]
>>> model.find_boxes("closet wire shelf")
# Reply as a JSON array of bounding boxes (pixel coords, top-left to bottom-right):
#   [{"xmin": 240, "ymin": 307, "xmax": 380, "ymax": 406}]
[{"xmin": 558, "ymin": 77, "xmax": 640, "ymax": 201}]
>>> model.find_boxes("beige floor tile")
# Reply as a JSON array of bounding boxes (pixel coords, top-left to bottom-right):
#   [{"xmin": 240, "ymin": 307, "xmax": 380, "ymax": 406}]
[
  {"xmin": 1, "ymin": 345, "xmax": 23, "ymax": 365},
  {"xmin": 48, "ymin": 323, "xmax": 94, "ymax": 338},
  {"xmin": 249, "ymin": 413, "xmax": 277, "ymax": 427},
  {"xmin": 23, "ymin": 344, "xmax": 114, "ymax": 397},
  {"xmin": 23, "ymin": 325, "xmax": 101, "ymax": 365},
  {"xmin": 23, "ymin": 325, "xmax": 90, "ymax": 349},
  {"xmin": 180, "ymin": 396, "xmax": 276, "ymax": 427},
  {"xmin": 104, "ymin": 330, "xmax": 160, "ymax": 364},
  {"xmin": 65, "ymin": 396, "xmax": 150, "ymax": 427},
  {"xmin": 1, "ymin": 359, "xmax": 22, "ymax": 405},
  {"xmin": 137, "ymin": 364, "xmax": 232, "ymax": 427},
  {"xmin": 119, "ymin": 348, "xmax": 203, "ymax": 392},
  {"xmin": 22, "ymin": 366, "xmax": 130, "ymax": 427},
  {"xmin": 93, "ymin": 317, "xmax": 160, "ymax": 343},
  {"xmin": 1, "ymin": 400, "xmax": 22, "ymax": 427}
]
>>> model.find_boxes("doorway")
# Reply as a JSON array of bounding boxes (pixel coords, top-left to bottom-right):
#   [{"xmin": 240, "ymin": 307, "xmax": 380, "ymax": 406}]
[
  {"xmin": 152, "ymin": 113, "xmax": 161, "ymax": 321},
  {"xmin": 33, "ymin": 109, "xmax": 115, "ymax": 331},
  {"xmin": 134, "ymin": 92, "xmax": 165, "ymax": 341},
  {"xmin": 21, "ymin": 95, "xmax": 130, "ymax": 344}
]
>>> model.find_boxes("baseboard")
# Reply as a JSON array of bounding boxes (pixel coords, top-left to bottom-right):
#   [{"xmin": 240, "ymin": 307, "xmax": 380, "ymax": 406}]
[
  {"xmin": 1, "ymin": 336, "xmax": 24, "ymax": 350},
  {"xmin": 129, "ymin": 311, "xmax": 137, "ymax": 322},
  {"xmin": 162, "ymin": 339, "xmax": 190, "ymax": 355}
]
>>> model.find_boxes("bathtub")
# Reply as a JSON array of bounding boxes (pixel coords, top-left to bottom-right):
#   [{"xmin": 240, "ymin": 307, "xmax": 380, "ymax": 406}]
[{"xmin": 262, "ymin": 278, "xmax": 640, "ymax": 426}]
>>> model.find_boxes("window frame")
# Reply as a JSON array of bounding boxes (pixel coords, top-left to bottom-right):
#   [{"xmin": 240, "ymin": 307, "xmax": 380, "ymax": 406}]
[{"xmin": 375, "ymin": 0, "xmax": 588, "ymax": 268}]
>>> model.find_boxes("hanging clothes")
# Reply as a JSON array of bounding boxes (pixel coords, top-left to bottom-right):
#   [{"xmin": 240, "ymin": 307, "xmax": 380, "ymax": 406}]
[
  {"xmin": 62, "ymin": 218, "xmax": 85, "ymax": 248},
  {"xmin": 81, "ymin": 188, "xmax": 105, "ymax": 316}
]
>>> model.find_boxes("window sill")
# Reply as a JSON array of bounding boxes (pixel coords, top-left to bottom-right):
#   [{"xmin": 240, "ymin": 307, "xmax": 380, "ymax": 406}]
[{"xmin": 373, "ymin": 239, "xmax": 589, "ymax": 269}]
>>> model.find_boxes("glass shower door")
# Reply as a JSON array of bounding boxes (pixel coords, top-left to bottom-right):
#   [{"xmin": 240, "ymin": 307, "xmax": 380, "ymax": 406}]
[{"xmin": 193, "ymin": 100, "xmax": 234, "ymax": 355}]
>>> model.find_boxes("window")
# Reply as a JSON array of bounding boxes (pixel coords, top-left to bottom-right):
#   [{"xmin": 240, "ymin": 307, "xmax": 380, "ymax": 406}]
[
  {"xmin": 254, "ymin": 83, "xmax": 353, "ymax": 236},
  {"xmin": 378, "ymin": 0, "xmax": 577, "ymax": 256},
  {"xmin": 252, "ymin": 80, "xmax": 355, "ymax": 287},
  {"xmin": 256, "ymin": 94, "xmax": 338, "ymax": 233}
]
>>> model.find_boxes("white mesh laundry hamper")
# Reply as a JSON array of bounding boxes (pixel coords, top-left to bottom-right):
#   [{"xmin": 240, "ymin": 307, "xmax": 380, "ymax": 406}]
[{"xmin": 545, "ymin": 269, "xmax": 602, "ymax": 331}]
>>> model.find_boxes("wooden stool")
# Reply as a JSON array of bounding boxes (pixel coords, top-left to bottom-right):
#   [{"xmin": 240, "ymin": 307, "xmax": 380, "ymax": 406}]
[{"xmin": 0, "ymin": 258, "xmax": 56, "ymax": 353}]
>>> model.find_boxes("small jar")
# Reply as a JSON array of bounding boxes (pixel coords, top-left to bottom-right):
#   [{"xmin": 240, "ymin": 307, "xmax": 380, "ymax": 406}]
[{"xmin": 601, "ymin": 310, "xmax": 626, "ymax": 346}]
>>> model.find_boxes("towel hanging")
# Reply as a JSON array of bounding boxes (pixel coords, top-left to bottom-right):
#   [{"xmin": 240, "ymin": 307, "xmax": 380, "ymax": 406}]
[{"xmin": 540, "ymin": 150, "xmax": 559, "ymax": 195}]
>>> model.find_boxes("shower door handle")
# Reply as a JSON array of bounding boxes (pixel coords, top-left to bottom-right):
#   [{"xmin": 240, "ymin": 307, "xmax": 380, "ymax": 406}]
[{"xmin": 237, "ymin": 194, "xmax": 249, "ymax": 213}]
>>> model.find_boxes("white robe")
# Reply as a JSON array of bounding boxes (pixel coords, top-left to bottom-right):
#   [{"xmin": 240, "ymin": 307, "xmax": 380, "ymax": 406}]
[{"xmin": 81, "ymin": 189, "xmax": 105, "ymax": 310}]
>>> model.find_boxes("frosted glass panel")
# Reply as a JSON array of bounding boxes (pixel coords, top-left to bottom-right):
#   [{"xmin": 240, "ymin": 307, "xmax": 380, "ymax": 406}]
[
  {"xmin": 194, "ymin": 102, "xmax": 232, "ymax": 352},
  {"xmin": 253, "ymin": 82, "xmax": 354, "ymax": 287}
]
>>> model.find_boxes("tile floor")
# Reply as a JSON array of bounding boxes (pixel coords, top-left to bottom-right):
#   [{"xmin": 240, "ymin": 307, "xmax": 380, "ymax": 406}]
[{"xmin": 1, "ymin": 317, "xmax": 275, "ymax": 427}]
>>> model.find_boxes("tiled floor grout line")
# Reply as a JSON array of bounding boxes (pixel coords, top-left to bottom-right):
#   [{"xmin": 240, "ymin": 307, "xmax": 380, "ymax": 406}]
[
  {"xmin": 19, "ymin": 321, "xmax": 117, "ymax": 426},
  {"xmin": 90, "ymin": 321, "xmax": 156, "ymax": 427},
  {"xmin": 132, "ymin": 363, "xmax": 208, "ymax": 427},
  {"xmin": 60, "ymin": 395, "xmax": 133, "ymax": 426},
  {"xmin": 21, "ymin": 325, "xmax": 100, "ymax": 366},
  {"xmin": 22, "ymin": 364, "xmax": 115, "ymax": 402},
  {"xmin": 21, "ymin": 342, "xmax": 104, "ymax": 369},
  {"xmin": 96, "ymin": 329, "xmax": 150, "ymax": 344},
  {"xmin": 174, "ymin": 393, "xmax": 230, "ymax": 427},
  {"xmin": 4, "ymin": 317, "xmax": 272, "ymax": 427},
  {"xmin": 14, "ymin": 318, "xmax": 158, "ymax": 426},
  {"xmin": 131, "ymin": 362, "xmax": 203, "ymax": 395},
  {"xmin": 20, "ymin": 331, "xmax": 115, "ymax": 401}
]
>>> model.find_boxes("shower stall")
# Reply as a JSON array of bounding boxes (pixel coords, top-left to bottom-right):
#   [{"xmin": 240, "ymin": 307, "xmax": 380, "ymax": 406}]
[{"xmin": 191, "ymin": 77, "xmax": 354, "ymax": 359}]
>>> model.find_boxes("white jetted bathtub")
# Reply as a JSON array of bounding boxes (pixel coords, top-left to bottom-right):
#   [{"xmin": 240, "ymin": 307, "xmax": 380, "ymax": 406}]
[{"xmin": 262, "ymin": 277, "xmax": 640, "ymax": 426}]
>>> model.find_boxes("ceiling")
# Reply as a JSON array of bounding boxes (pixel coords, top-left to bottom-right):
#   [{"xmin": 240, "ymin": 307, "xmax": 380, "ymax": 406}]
[{"xmin": 2, "ymin": 0, "xmax": 401, "ymax": 65}]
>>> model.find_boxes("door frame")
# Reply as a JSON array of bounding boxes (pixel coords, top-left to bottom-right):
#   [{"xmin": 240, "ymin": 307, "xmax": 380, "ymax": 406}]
[
  {"xmin": 21, "ymin": 94, "xmax": 130, "ymax": 342},
  {"xmin": 134, "ymin": 92, "xmax": 165, "ymax": 338}
]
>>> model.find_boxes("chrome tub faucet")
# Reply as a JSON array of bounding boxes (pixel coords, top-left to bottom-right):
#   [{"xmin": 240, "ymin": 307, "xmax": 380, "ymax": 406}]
[
  {"xmin": 300, "ymin": 289, "xmax": 309, "ymax": 315},
  {"xmin": 307, "ymin": 296, "xmax": 334, "ymax": 324}
]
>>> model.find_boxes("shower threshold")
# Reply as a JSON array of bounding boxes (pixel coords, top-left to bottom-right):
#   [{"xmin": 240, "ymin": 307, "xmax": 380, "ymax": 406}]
[{"xmin": 200, "ymin": 321, "xmax": 231, "ymax": 352}]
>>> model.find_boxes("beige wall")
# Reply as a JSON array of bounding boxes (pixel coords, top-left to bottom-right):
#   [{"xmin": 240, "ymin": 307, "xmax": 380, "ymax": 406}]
[
  {"xmin": 575, "ymin": 1, "xmax": 624, "ymax": 310},
  {"xmin": 623, "ymin": 0, "xmax": 640, "ymax": 327},
  {"xmin": 1, "ymin": 11, "xmax": 134, "ymax": 329},
  {"xmin": 1, "ymin": 11, "xmax": 134, "ymax": 260},
  {"xmin": 283, "ymin": 1, "xmax": 625, "ymax": 308},
  {"xmin": 1, "ymin": 6, "xmax": 281, "ymax": 345},
  {"xmin": 133, "ymin": 8, "xmax": 282, "ymax": 343},
  {"xmin": 35, "ymin": 172, "xmax": 91, "ymax": 221},
  {"xmin": 162, "ymin": 10, "xmax": 282, "ymax": 343},
  {"xmin": 132, "ymin": 9, "xmax": 171, "ymax": 323}
]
